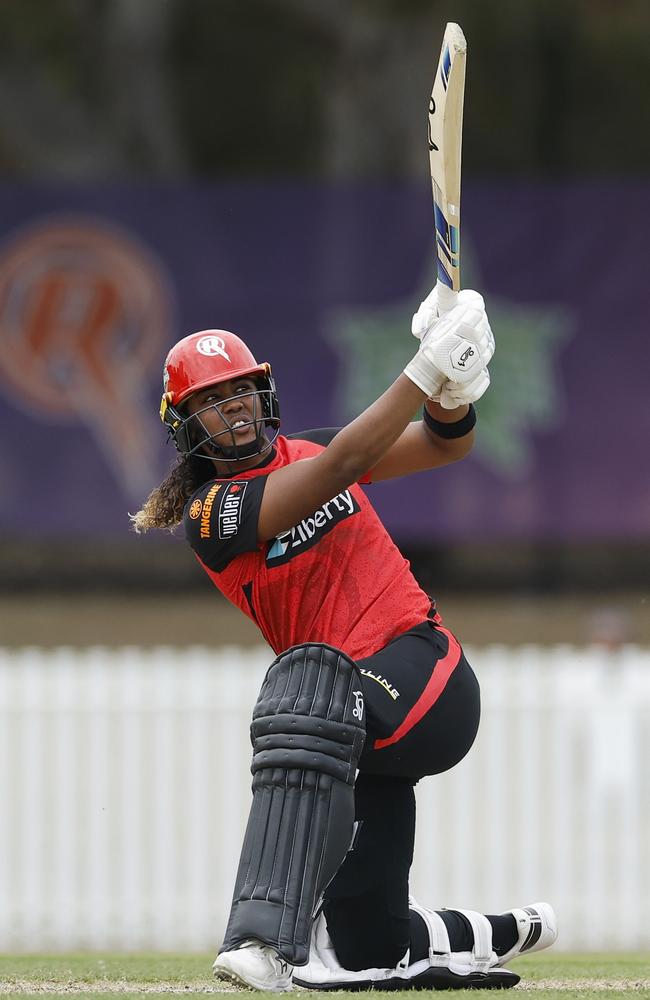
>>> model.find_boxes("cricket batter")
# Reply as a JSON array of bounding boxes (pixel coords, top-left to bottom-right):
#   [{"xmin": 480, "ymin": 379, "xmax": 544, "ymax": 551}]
[{"xmin": 133, "ymin": 287, "xmax": 557, "ymax": 991}]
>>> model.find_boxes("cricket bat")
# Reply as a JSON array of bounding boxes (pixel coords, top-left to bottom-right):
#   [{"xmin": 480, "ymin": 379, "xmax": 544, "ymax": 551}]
[{"xmin": 428, "ymin": 22, "xmax": 467, "ymax": 314}]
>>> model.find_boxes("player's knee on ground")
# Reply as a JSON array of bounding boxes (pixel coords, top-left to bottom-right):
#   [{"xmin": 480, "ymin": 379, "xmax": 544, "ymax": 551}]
[
  {"xmin": 323, "ymin": 774, "xmax": 416, "ymax": 970},
  {"xmin": 324, "ymin": 893, "xmax": 410, "ymax": 970}
]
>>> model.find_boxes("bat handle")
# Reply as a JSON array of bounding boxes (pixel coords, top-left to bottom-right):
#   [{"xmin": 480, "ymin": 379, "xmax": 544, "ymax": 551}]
[{"xmin": 436, "ymin": 280, "xmax": 458, "ymax": 315}]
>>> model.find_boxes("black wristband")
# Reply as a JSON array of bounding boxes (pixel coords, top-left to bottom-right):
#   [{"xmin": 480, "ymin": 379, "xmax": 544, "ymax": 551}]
[{"xmin": 423, "ymin": 402, "xmax": 476, "ymax": 439}]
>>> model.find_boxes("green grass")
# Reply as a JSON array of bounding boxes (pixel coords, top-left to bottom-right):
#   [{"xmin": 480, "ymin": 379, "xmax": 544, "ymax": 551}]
[{"xmin": 0, "ymin": 952, "xmax": 648, "ymax": 999}]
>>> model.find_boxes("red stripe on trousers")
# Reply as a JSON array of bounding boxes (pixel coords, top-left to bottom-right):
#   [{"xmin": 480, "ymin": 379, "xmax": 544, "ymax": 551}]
[{"xmin": 373, "ymin": 626, "xmax": 462, "ymax": 750}]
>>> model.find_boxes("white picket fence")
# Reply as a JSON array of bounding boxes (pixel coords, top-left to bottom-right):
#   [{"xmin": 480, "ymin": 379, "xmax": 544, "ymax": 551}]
[{"xmin": 0, "ymin": 644, "xmax": 649, "ymax": 953}]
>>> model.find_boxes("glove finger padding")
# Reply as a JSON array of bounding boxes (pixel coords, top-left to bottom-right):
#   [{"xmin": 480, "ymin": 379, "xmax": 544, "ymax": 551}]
[
  {"xmin": 439, "ymin": 368, "xmax": 490, "ymax": 409},
  {"xmin": 413, "ymin": 288, "xmax": 486, "ymax": 343},
  {"xmin": 411, "ymin": 285, "xmax": 441, "ymax": 340}
]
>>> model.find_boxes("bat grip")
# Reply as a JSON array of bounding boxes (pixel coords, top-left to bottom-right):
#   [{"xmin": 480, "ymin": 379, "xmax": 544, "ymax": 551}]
[{"xmin": 436, "ymin": 281, "xmax": 458, "ymax": 314}]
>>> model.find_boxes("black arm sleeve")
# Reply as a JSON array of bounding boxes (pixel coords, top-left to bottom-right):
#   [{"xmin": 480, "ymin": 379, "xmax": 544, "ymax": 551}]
[
  {"xmin": 183, "ymin": 477, "xmax": 267, "ymax": 573},
  {"xmin": 287, "ymin": 427, "xmax": 341, "ymax": 446}
]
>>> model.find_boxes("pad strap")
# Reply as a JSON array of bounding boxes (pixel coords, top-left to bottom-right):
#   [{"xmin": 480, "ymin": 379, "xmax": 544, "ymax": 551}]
[
  {"xmin": 455, "ymin": 909, "xmax": 495, "ymax": 973},
  {"xmin": 409, "ymin": 898, "xmax": 451, "ymax": 963},
  {"xmin": 409, "ymin": 900, "xmax": 497, "ymax": 977}
]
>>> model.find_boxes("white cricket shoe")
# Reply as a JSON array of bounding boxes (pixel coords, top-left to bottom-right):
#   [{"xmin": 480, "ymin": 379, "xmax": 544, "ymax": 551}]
[
  {"xmin": 496, "ymin": 902, "xmax": 558, "ymax": 966},
  {"xmin": 213, "ymin": 940, "xmax": 293, "ymax": 992}
]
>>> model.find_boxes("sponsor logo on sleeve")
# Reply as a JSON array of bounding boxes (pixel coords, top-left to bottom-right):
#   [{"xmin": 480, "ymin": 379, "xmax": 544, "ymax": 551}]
[
  {"xmin": 189, "ymin": 499, "xmax": 202, "ymax": 519},
  {"xmin": 218, "ymin": 482, "xmax": 248, "ymax": 539},
  {"xmin": 266, "ymin": 488, "xmax": 360, "ymax": 566},
  {"xmin": 198, "ymin": 483, "xmax": 221, "ymax": 539}
]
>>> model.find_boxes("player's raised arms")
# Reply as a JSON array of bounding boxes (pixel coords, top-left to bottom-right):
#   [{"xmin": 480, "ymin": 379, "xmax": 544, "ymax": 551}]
[{"xmin": 178, "ymin": 294, "xmax": 493, "ymax": 542}]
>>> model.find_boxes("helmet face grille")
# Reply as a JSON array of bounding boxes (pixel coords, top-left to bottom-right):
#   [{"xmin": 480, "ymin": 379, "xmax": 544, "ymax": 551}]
[{"xmin": 164, "ymin": 381, "xmax": 280, "ymax": 463}]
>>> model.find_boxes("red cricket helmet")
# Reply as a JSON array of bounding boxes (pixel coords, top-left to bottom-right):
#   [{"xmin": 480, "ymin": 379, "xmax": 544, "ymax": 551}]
[
  {"xmin": 159, "ymin": 329, "xmax": 280, "ymax": 461},
  {"xmin": 162, "ymin": 330, "xmax": 270, "ymax": 406}
]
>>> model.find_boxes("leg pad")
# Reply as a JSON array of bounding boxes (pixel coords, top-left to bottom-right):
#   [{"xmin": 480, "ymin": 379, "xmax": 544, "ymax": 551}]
[{"xmin": 220, "ymin": 643, "xmax": 366, "ymax": 964}]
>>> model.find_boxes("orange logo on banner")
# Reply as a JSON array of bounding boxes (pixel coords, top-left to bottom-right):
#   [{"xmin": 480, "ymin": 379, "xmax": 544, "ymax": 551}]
[
  {"xmin": 189, "ymin": 499, "xmax": 202, "ymax": 519},
  {"xmin": 0, "ymin": 217, "xmax": 174, "ymax": 499}
]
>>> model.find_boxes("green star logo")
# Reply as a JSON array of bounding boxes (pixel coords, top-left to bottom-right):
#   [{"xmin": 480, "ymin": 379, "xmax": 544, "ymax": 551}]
[
  {"xmin": 325, "ymin": 254, "xmax": 574, "ymax": 479},
  {"xmin": 471, "ymin": 298, "xmax": 573, "ymax": 476}
]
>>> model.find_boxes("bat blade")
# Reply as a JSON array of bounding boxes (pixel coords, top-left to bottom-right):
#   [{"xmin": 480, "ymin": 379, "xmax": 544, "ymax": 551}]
[{"xmin": 428, "ymin": 22, "xmax": 467, "ymax": 310}]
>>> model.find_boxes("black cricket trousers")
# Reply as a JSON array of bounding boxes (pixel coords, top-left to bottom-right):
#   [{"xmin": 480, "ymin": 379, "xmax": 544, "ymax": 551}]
[{"xmin": 322, "ymin": 620, "xmax": 481, "ymax": 971}]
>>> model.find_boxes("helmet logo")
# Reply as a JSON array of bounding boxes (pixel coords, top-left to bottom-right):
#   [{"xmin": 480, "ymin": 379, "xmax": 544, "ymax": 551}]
[
  {"xmin": 196, "ymin": 335, "xmax": 231, "ymax": 362},
  {"xmin": 162, "ymin": 365, "xmax": 170, "ymax": 390}
]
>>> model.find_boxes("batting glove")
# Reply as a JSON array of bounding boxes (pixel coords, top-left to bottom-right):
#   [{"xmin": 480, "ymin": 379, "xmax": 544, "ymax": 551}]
[
  {"xmin": 438, "ymin": 367, "xmax": 491, "ymax": 409},
  {"xmin": 411, "ymin": 285, "xmax": 442, "ymax": 340},
  {"xmin": 404, "ymin": 290, "xmax": 495, "ymax": 399}
]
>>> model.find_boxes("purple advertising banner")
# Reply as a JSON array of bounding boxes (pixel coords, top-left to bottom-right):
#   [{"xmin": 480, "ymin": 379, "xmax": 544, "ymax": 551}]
[{"xmin": 0, "ymin": 183, "xmax": 648, "ymax": 541}]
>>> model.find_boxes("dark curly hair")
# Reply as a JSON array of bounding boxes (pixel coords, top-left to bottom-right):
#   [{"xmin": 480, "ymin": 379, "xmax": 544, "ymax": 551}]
[{"xmin": 130, "ymin": 455, "xmax": 215, "ymax": 532}]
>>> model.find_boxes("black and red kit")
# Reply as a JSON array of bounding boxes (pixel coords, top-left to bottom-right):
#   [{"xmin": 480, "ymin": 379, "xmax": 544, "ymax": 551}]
[
  {"xmin": 184, "ymin": 432, "xmax": 433, "ymax": 661},
  {"xmin": 184, "ymin": 430, "xmax": 479, "ymax": 778},
  {"xmin": 184, "ymin": 429, "xmax": 482, "ymax": 969}
]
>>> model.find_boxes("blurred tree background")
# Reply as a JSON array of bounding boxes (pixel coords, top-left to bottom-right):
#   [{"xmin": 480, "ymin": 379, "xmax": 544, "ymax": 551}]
[{"xmin": 0, "ymin": 0, "xmax": 647, "ymax": 180}]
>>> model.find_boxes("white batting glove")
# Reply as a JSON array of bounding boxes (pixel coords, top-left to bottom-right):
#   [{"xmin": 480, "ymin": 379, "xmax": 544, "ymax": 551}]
[
  {"xmin": 411, "ymin": 283, "xmax": 480, "ymax": 339},
  {"xmin": 411, "ymin": 285, "xmax": 441, "ymax": 341},
  {"xmin": 438, "ymin": 367, "xmax": 491, "ymax": 409},
  {"xmin": 404, "ymin": 290, "xmax": 495, "ymax": 399}
]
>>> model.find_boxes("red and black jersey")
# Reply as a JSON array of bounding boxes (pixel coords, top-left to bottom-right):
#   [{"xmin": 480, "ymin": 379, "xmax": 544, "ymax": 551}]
[{"xmin": 183, "ymin": 432, "xmax": 434, "ymax": 661}]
